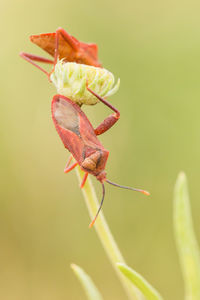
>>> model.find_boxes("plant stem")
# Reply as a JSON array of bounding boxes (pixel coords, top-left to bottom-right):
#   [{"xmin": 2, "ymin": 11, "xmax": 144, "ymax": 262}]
[{"xmin": 75, "ymin": 166, "xmax": 144, "ymax": 300}]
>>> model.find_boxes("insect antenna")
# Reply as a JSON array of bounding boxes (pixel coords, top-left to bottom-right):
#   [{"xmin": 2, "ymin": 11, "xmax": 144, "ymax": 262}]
[
  {"xmin": 89, "ymin": 183, "xmax": 105, "ymax": 228},
  {"xmin": 106, "ymin": 179, "xmax": 150, "ymax": 196}
]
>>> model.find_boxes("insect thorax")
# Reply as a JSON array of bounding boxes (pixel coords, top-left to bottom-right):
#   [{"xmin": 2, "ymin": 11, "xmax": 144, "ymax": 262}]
[{"xmin": 50, "ymin": 61, "xmax": 120, "ymax": 105}]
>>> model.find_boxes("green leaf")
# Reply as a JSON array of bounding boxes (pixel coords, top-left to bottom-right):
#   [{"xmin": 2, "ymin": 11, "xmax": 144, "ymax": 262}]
[
  {"xmin": 71, "ymin": 264, "xmax": 103, "ymax": 300},
  {"xmin": 117, "ymin": 263, "xmax": 164, "ymax": 300},
  {"xmin": 174, "ymin": 172, "xmax": 200, "ymax": 300}
]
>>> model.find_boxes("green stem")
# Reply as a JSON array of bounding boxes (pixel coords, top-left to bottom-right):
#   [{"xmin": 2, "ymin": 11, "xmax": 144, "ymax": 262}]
[{"xmin": 75, "ymin": 166, "xmax": 143, "ymax": 300}]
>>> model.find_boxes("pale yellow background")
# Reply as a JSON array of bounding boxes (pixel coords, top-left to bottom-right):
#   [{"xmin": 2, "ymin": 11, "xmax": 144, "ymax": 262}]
[{"xmin": 1, "ymin": 0, "xmax": 200, "ymax": 299}]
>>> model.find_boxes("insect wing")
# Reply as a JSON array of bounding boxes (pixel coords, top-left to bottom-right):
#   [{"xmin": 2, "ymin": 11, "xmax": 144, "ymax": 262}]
[
  {"xmin": 51, "ymin": 95, "xmax": 104, "ymax": 164},
  {"xmin": 52, "ymin": 95, "xmax": 84, "ymax": 163}
]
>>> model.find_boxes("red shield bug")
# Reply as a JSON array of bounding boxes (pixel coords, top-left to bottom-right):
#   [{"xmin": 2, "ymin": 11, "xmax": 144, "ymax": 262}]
[
  {"xmin": 52, "ymin": 91, "xmax": 150, "ymax": 228},
  {"xmin": 20, "ymin": 27, "xmax": 101, "ymax": 76}
]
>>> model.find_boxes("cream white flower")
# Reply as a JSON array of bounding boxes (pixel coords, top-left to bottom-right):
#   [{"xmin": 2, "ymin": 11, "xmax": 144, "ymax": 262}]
[{"xmin": 50, "ymin": 60, "xmax": 120, "ymax": 106}]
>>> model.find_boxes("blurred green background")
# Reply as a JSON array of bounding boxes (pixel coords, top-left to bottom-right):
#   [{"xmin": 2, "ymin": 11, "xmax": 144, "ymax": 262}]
[{"xmin": 1, "ymin": 0, "xmax": 200, "ymax": 299}]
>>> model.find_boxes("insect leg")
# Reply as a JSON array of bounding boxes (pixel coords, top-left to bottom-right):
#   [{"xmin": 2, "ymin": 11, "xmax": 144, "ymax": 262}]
[
  {"xmin": 80, "ymin": 173, "xmax": 88, "ymax": 189},
  {"xmin": 65, "ymin": 155, "xmax": 73, "ymax": 168},
  {"xmin": 19, "ymin": 52, "xmax": 53, "ymax": 76},
  {"xmin": 49, "ymin": 28, "xmax": 80, "ymax": 76},
  {"xmin": 87, "ymin": 86, "xmax": 120, "ymax": 135},
  {"xmin": 94, "ymin": 113, "xmax": 120, "ymax": 136},
  {"xmin": 54, "ymin": 28, "xmax": 79, "ymax": 63},
  {"xmin": 64, "ymin": 162, "xmax": 78, "ymax": 173}
]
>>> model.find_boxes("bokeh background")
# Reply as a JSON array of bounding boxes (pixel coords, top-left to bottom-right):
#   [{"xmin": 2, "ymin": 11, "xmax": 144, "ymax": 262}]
[{"xmin": 1, "ymin": 0, "xmax": 200, "ymax": 299}]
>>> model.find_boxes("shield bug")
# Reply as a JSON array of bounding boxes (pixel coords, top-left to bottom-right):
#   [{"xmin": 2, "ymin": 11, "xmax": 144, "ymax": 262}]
[
  {"xmin": 52, "ymin": 92, "xmax": 150, "ymax": 228},
  {"xmin": 20, "ymin": 27, "xmax": 101, "ymax": 75}
]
